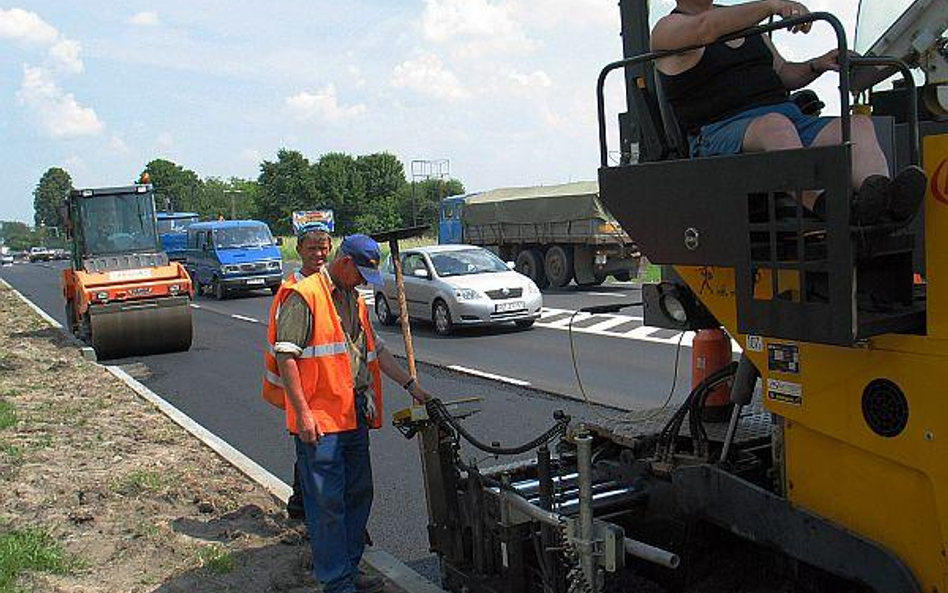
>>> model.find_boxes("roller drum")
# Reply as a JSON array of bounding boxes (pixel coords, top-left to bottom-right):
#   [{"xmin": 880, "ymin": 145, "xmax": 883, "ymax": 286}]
[{"xmin": 88, "ymin": 296, "xmax": 192, "ymax": 359}]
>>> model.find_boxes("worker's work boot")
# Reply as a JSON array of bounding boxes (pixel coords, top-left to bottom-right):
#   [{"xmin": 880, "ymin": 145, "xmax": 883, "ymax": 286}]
[
  {"xmin": 850, "ymin": 175, "xmax": 890, "ymax": 226},
  {"xmin": 885, "ymin": 165, "xmax": 926, "ymax": 224},
  {"xmin": 355, "ymin": 570, "xmax": 385, "ymax": 593}
]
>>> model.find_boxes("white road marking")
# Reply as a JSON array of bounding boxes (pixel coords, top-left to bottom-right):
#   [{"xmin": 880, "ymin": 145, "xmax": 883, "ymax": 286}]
[
  {"xmin": 584, "ymin": 292, "xmax": 631, "ymax": 298},
  {"xmin": 535, "ymin": 306, "xmax": 742, "ymax": 352},
  {"xmin": 447, "ymin": 364, "xmax": 531, "ymax": 386},
  {"xmin": 231, "ymin": 314, "xmax": 260, "ymax": 323},
  {"xmin": 189, "ymin": 303, "xmax": 201, "ymax": 309}
]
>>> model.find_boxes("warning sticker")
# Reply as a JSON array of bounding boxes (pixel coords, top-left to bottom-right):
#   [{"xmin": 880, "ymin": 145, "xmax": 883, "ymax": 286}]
[
  {"xmin": 767, "ymin": 379, "xmax": 802, "ymax": 406},
  {"xmin": 108, "ymin": 269, "xmax": 153, "ymax": 282},
  {"xmin": 768, "ymin": 343, "xmax": 800, "ymax": 374},
  {"xmin": 746, "ymin": 335, "xmax": 763, "ymax": 352}
]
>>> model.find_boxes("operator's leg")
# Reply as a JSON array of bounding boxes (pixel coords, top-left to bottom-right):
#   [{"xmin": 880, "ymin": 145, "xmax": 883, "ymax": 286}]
[
  {"xmin": 742, "ymin": 112, "xmax": 804, "ymax": 152},
  {"xmin": 296, "ymin": 435, "xmax": 355, "ymax": 593},
  {"xmin": 810, "ymin": 115, "xmax": 888, "ymax": 188}
]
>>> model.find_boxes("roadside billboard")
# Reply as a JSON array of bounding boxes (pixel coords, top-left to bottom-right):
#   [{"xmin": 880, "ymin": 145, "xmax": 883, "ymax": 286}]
[{"xmin": 292, "ymin": 209, "xmax": 335, "ymax": 234}]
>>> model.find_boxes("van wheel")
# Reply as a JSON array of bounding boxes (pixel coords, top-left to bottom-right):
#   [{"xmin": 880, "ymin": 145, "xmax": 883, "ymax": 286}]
[
  {"xmin": 515, "ymin": 249, "xmax": 548, "ymax": 288},
  {"xmin": 544, "ymin": 245, "xmax": 574, "ymax": 288},
  {"xmin": 375, "ymin": 294, "xmax": 397, "ymax": 326},
  {"xmin": 213, "ymin": 277, "xmax": 228, "ymax": 300},
  {"xmin": 432, "ymin": 300, "xmax": 454, "ymax": 336}
]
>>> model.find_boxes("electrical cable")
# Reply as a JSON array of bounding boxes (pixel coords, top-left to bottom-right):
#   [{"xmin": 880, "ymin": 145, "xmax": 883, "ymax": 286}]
[{"xmin": 426, "ymin": 398, "xmax": 569, "ymax": 456}]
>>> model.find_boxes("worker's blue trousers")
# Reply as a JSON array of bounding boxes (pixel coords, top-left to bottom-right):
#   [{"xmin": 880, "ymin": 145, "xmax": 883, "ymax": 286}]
[{"xmin": 295, "ymin": 425, "xmax": 373, "ymax": 593}]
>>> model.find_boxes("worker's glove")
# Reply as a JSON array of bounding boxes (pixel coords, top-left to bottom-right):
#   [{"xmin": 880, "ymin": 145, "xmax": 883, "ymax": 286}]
[{"xmin": 364, "ymin": 387, "xmax": 378, "ymax": 424}]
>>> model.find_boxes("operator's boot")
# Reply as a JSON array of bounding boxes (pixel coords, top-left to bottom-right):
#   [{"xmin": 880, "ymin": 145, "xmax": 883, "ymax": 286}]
[{"xmin": 837, "ymin": 166, "xmax": 927, "ymax": 228}]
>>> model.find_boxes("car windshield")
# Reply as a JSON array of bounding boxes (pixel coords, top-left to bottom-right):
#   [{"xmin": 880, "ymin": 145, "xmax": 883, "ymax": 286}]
[
  {"xmin": 429, "ymin": 249, "xmax": 508, "ymax": 277},
  {"xmin": 214, "ymin": 225, "xmax": 273, "ymax": 249},
  {"xmin": 157, "ymin": 215, "xmax": 199, "ymax": 234},
  {"xmin": 80, "ymin": 193, "xmax": 159, "ymax": 255}
]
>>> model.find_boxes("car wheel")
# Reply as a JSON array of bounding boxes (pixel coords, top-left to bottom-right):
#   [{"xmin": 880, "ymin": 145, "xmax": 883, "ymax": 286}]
[
  {"xmin": 515, "ymin": 319, "xmax": 535, "ymax": 329},
  {"xmin": 270, "ymin": 285, "xmax": 280, "ymax": 296},
  {"xmin": 375, "ymin": 294, "xmax": 397, "ymax": 326},
  {"xmin": 432, "ymin": 299, "xmax": 454, "ymax": 336},
  {"xmin": 213, "ymin": 277, "xmax": 227, "ymax": 300},
  {"xmin": 515, "ymin": 248, "xmax": 548, "ymax": 288},
  {"xmin": 544, "ymin": 245, "xmax": 574, "ymax": 288}
]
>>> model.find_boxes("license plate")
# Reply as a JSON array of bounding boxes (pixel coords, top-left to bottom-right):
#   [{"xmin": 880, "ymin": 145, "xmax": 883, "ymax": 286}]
[
  {"xmin": 495, "ymin": 301, "xmax": 524, "ymax": 313},
  {"xmin": 247, "ymin": 278, "xmax": 265, "ymax": 285}
]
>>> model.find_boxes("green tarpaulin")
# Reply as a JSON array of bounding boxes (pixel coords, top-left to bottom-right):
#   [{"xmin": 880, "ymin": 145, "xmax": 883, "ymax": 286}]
[{"xmin": 462, "ymin": 181, "xmax": 609, "ymax": 226}]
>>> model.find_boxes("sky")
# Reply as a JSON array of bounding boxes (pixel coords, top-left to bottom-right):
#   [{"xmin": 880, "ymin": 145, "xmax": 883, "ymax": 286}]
[{"xmin": 0, "ymin": 0, "xmax": 867, "ymax": 223}]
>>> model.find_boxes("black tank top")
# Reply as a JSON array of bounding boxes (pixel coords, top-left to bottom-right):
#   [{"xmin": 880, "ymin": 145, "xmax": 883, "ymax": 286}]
[{"xmin": 659, "ymin": 22, "xmax": 788, "ymax": 134}]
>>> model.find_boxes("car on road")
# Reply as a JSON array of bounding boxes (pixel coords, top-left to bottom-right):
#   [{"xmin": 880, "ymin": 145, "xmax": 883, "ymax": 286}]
[
  {"xmin": 0, "ymin": 251, "xmax": 12, "ymax": 266},
  {"xmin": 374, "ymin": 244, "xmax": 542, "ymax": 336},
  {"xmin": 28, "ymin": 246, "xmax": 53, "ymax": 262}
]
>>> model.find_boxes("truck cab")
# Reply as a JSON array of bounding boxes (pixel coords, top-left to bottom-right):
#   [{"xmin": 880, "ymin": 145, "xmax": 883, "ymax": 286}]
[
  {"xmin": 185, "ymin": 220, "xmax": 283, "ymax": 299},
  {"xmin": 439, "ymin": 194, "xmax": 469, "ymax": 245},
  {"xmin": 156, "ymin": 211, "xmax": 199, "ymax": 262}
]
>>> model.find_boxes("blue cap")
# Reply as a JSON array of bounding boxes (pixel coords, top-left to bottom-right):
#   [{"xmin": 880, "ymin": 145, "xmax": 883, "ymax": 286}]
[{"xmin": 340, "ymin": 234, "xmax": 384, "ymax": 287}]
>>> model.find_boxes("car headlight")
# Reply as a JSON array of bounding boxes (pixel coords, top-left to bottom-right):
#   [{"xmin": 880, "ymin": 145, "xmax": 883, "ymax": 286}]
[
  {"xmin": 525, "ymin": 281, "xmax": 540, "ymax": 295},
  {"xmin": 268, "ymin": 260, "xmax": 282, "ymax": 271},
  {"xmin": 454, "ymin": 288, "xmax": 483, "ymax": 301},
  {"xmin": 223, "ymin": 264, "xmax": 240, "ymax": 275}
]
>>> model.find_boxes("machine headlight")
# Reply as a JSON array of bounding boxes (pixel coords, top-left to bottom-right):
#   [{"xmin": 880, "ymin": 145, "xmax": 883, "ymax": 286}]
[
  {"xmin": 454, "ymin": 288, "xmax": 483, "ymax": 301},
  {"xmin": 223, "ymin": 264, "xmax": 240, "ymax": 275},
  {"xmin": 525, "ymin": 281, "xmax": 540, "ymax": 295},
  {"xmin": 95, "ymin": 291, "xmax": 109, "ymax": 302},
  {"xmin": 660, "ymin": 292, "xmax": 688, "ymax": 324},
  {"xmin": 169, "ymin": 284, "xmax": 181, "ymax": 294},
  {"xmin": 268, "ymin": 260, "xmax": 282, "ymax": 271}
]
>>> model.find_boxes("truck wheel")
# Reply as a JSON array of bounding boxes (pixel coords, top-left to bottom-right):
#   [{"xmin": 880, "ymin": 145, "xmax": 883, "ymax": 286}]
[
  {"xmin": 544, "ymin": 245, "xmax": 574, "ymax": 288},
  {"xmin": 432, "ymin": 300, "xmax": 454, "ymax": 336},
  {"xmin": 577, "ymin": 273, "xmax": 606, "ymax": 288},
  {"xmin": 213, "ymin": 277, "xmax": 228, "ymax": 300},
  {"xmin": 516, "ymin": 249, "xmax": 548, "ymax": 288},
  {"xmin": 613, "ymin": 270, "xmax": 633, "ymax": 282}
]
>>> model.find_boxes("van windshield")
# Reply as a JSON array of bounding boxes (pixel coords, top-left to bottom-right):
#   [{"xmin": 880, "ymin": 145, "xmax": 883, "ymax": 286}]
[{"xmin": 214, "ymin": 225, "xmax": 274, "ymax": 249}]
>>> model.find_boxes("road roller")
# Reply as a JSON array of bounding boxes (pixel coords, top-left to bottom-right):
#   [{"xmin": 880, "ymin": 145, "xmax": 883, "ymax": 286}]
[
  {"xmin": 396, "ymin": 2, "xmax": 948, "ymax": 592},
  {"xmin": 62, "ymin": 184, "xmax": 193, "ymax": 360}
]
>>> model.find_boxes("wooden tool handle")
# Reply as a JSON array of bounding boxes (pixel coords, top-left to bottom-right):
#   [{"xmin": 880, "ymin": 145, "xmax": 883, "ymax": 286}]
[{"xmin": 390, "ymin": 242, "xmax": 417, "ymax": 379}]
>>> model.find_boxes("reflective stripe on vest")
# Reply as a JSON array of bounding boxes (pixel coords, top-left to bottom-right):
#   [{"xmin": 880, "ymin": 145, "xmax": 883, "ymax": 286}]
[{"xmin": 267, "ymin": 341, "xmax": 349, "ymax": 359}]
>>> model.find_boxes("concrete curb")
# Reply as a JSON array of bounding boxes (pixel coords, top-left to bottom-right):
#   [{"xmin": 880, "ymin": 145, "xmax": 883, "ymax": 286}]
[{"xmin": 0, "ymin": 276, "xmax": 447, "ymax": 593}]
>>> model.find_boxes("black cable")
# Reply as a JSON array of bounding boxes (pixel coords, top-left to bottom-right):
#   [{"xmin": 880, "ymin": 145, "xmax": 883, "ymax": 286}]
[{"xmin": 426, "ymin": 398, "xmax": 569, "ymax": 456}]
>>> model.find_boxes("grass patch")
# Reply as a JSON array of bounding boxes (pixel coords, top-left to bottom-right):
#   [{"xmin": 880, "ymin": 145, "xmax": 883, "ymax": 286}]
[
  {"xmin": 113, "ymin": 470, "xmax": 167, "ymax": 496},
  {"xmin": 0, "ymin": 526, "xmax": 76, "ymax": 592},
  {"xmin": 196, "ymin": 544, "xmax": 235, "ymax": 574},
  {"xmin": 0, "ymin": 444, "xmax": 22, "ymax": 463},
  {"xmin": 0, "ymin": 401, "xmax": 16, "ymax": 431}
]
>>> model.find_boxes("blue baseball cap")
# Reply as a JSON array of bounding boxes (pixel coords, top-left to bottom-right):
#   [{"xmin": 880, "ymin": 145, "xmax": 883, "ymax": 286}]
[{"xmin": 340, "ymin": 234, "xmax": 384, "ymax": 287}]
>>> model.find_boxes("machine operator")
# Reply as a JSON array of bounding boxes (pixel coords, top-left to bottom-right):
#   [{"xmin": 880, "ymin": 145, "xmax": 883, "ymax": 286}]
[{"xmin": 653, "ymin": 0, "xmax": 926, "ymax": 226}]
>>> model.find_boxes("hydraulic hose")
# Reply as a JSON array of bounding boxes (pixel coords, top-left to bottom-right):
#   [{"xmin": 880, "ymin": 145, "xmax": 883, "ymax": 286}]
[{"xmin": 425, "ymin": 398, "xmax": 570, "ymax": 456}]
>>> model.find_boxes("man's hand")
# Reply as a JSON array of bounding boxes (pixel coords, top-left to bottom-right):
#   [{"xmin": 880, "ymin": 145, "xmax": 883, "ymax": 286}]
[
  {"xmin": 808, "ymin": 49, "xmax": 858, "ymax": 74},
  {"xmin": 771, "ymin": 0, "xmax": 811, "ymax": 33},
  {"xmin": 296, "ymin": 411, "xmax": 322, "ymax": 444}
]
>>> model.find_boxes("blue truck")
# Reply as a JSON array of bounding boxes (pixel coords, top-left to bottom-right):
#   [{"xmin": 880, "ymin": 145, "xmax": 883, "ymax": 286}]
[
  {"xmin": 156, "ymin": 212, "xmax": 200, "ymax": 262},
  {"xmin": 184, "ymin": 220, "xmax": 283, "ymax": 299},
  {"xmin": 439, "ymin": 182, "xmax": 640, "ymax": 288}
]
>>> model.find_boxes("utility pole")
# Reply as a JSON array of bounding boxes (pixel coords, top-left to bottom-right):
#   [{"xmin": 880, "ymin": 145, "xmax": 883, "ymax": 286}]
[
  {"xmin": 410, "ymin": 159, "xmax": 450, "ymax": 228},
  {"xmin": 222, "ymin": 189, "xmax": 242, "ymax": 220}
]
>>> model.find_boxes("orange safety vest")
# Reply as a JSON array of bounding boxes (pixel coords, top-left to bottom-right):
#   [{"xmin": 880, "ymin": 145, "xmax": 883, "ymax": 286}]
[{"xmin": 261, "ymin": 272, "xmax": 383, "ymax": 433}]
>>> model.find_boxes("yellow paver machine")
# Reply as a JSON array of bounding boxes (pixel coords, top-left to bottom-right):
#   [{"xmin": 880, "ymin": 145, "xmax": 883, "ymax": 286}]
[{"xmin": 395, "ymin": 2, "xmax": 948, "ymax": 592}]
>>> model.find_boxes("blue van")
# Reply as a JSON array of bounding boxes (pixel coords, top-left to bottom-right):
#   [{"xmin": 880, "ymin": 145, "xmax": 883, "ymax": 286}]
[
  {"xmin": 156, "ymin": 211, "xmax": 199, "ymax": 261},
  {"xmin": 185, "ymin": 220, "xmax": 283, "ymax": 299}
]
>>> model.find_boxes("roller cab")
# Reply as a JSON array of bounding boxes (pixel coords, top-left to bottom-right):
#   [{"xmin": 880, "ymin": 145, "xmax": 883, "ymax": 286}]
[{"xmin": 62, "ymin": 184, "xmax": 193, "ymax": 360}]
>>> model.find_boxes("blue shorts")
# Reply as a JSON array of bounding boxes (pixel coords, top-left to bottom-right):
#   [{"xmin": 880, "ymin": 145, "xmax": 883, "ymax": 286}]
[{"xmin": 688, "ymin": 101, "xmax": 833, "ymax": 158}]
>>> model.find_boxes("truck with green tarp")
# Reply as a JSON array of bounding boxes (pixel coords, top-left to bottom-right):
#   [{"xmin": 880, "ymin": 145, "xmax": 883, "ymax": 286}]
[{"xmin": 438, "ymin": 181, "xmax": 639, "ymax": 287}]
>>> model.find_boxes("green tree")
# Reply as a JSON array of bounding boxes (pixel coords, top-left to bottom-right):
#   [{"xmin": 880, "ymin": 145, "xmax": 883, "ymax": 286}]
[
  {"xmin": 256, "ymin": 150, "xmax": 321, "ymax": 235},
  {"xmin": 398, "ymin": 178, "xmax": 464, "ymax": 231},
  {"xmin": 356, "ymin": 153, "xmax": 407, "ymax": 201},
  {"xmin": 0, "ymin": 221, "xmax": 36, "ymax": 251},
  {"xmin": 198, "ymin": 177, "xmax": 261, "ymax": 221},
  {"xmin": 313, "ymin": 152, "xmax": 366, "ymax": 235},
  {"xmin": 33, "ymin": 167, "xmax": 72, "ymax": 229},
  {"xmin": 144, "ymin": 159, "xmax": 203, "ymax": 213}
]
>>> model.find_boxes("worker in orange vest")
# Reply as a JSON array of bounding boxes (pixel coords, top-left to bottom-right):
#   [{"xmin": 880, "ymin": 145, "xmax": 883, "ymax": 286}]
[
  {"xmin": 263, "ymin": 234, "xmax": 429, "ymax": 593},
  {"xmin": 272, "ymin": 223, "xmax": 333, "ymax": 521}
]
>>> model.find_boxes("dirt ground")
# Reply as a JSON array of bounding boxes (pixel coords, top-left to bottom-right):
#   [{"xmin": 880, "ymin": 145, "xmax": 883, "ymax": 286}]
[{"xmin": 0, "ymin": 283, "xmax": 328, "ymax": 592}]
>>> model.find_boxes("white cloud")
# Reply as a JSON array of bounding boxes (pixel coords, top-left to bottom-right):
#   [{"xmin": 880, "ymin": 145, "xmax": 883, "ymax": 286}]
[
  {"xmin": 240, "ymin": 148, "xmax": 261, "ymax": 163},
  {"xmin": 156, "ymin": 132, "xmax": 174, "ymax": 153},
  {"xmin": 421, "ymin": 0, "xmax": 536, "ymax": 57},
  {"xmin": 16, "ymin": 66, "xmax": 103, "ymax": 139},
  {"xmin": 109, "ymin": 135, "xmax": 130, "ymax": 154},
  {"xmin": 0, "ymin": 8, "xmax": 58, "ymax": 45},
  {"xmin": 508, "ymin": 0, "xmax": 614, "ymax": 29},
  {"xmin": 49, "ymin": 39, "xmax": 83, "ymax": 73},
  {"xmin": 285, "ymin": 84, "xmax": 367, "ymax": 123},
  {"xmin": 129, "ymin": 11, "xmax": 160, "ymax": 27},
  {"xmin": 0, "ymin": 9, "xmax": 84, "ymax": 73},
  {"xmin": 505, "ymin": 68, "xmax": 552, "ymax": 88},
  {"xmin": 391, "ymin": 54, "xmax": 470, "ymax": 101}
]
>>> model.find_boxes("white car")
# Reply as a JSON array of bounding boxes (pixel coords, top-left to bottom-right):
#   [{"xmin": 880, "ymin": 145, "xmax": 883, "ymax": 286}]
[{"xmin": 374, "ymin": 244, "xmax": 543, "ymax": 336}]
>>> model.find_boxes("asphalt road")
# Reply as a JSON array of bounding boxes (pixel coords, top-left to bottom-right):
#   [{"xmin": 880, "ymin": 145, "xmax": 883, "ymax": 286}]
[{"xmin": 0, "ymin": 261, "xmax": 697, "ymax": 579}]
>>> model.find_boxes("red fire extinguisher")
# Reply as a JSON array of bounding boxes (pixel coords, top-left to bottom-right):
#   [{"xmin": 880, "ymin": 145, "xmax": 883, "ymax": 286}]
[{"xmin": 692, "ymin": 328, "xmax": 733, "ymax": 422}]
